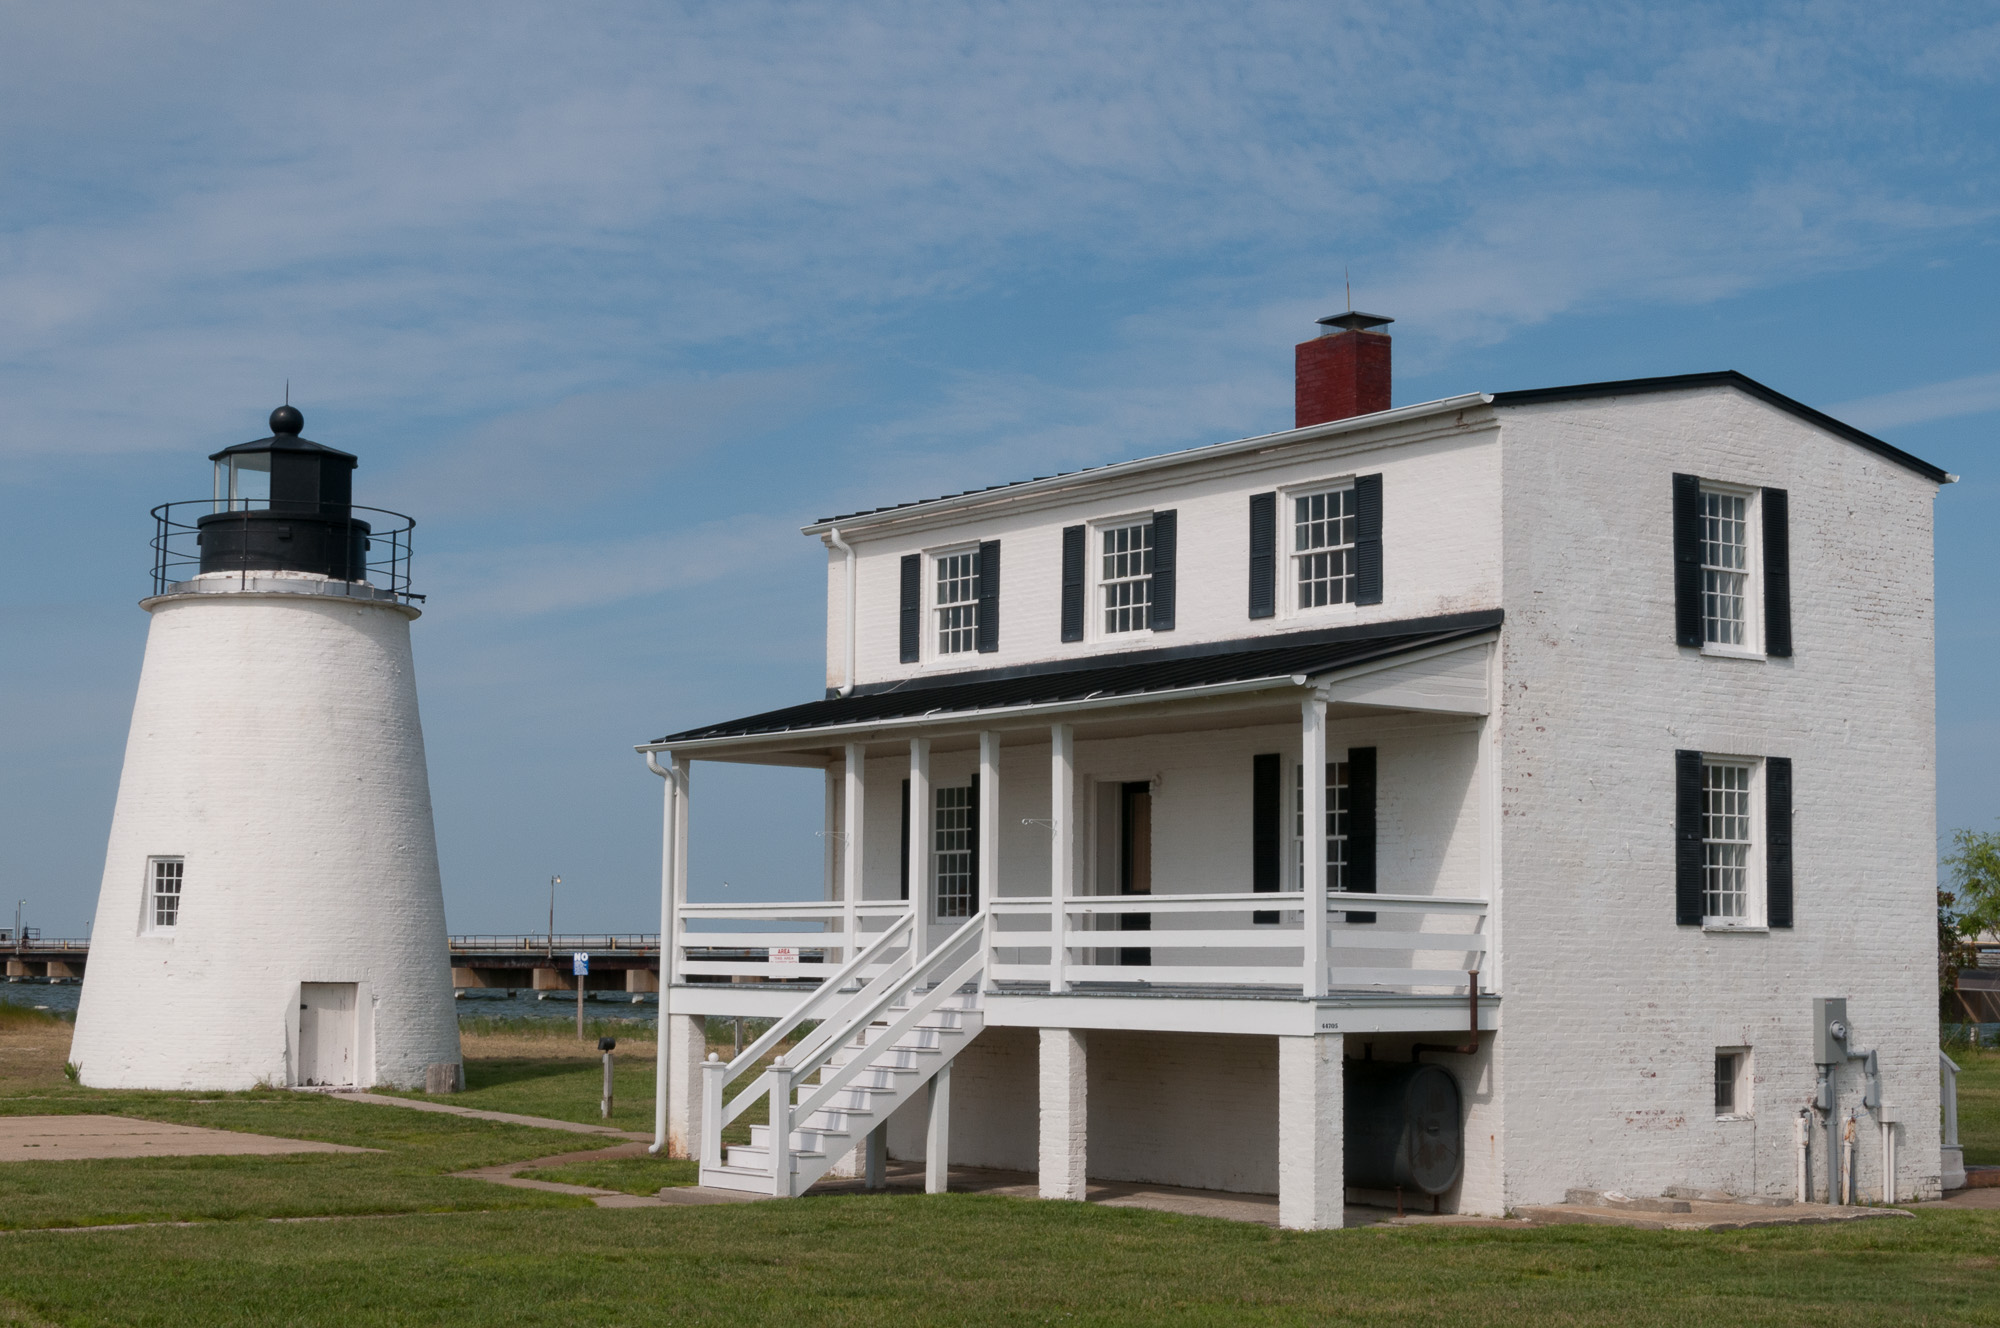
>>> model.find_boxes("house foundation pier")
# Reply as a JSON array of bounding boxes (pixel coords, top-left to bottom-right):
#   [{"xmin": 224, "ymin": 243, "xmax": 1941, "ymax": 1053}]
[
  {"xmin": 1278, "ymin": 1032, "xmax": 1345, "ymax": 1230},
  {"xmin": 1039, "ymin": 1027, "xmax": 1088, "ymax": 1200}
]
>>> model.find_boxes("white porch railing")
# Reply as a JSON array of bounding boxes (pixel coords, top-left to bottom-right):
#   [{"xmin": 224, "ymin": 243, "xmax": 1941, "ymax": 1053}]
[
  {"xmin": 675, "ymin": 899, "xmax": 910, "ymax": 982},
  {"xmin": 989, "ymin": 890, "xmax": 1487, "ymax": 994},
  {"xmin": 673, "ymin": 891, "xmax": 1487, "ymax": 996}
]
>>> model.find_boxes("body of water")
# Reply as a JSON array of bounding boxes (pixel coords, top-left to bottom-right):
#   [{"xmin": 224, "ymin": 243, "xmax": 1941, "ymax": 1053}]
[{"xmin": 0, "ymin": 980, "xmax": 658, "ymax": 1028}]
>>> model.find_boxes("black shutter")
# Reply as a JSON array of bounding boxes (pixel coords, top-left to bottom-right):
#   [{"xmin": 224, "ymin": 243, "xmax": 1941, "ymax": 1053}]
[
  {"xmin": 1353, "ymin": 474, "xmax": 1383, "ymax": 606},
  {"xmin": 900, "ymin": 778, "xmax": 911, "ymax": 902},
  {"xmin": 1766, "ymin": 756, "xmax": 1793, "ymax": 928},
  {"xmin": 1344, "ymin": 747, "xmax": 1377, "ymax": 924},
  {"xmin": 1149, "ymin": 510, "xmax": 1177, "ymax": 632},
  {"xmin": 899, "ymin": 553, "xmax": 922, "ymax": 663},
  {"xmin": 1763, "ymin": 488, "xmax": 1792, "ymax": 658},
  {"xmin": 976, "ymin": 540, "xmax": 1000, "ymax": 653},
  {"xmin": 1252, "ymin": 753, "xmax": 1280, "ymax": 924},
  {"xmin": 967, "ymin": 772, "xmax": 980, "ymax": 914},
  {"xmin": 1248, "ymin": 492, "xmax": 1277, "ymax": 619},
  {"xmin": 1061, "ymin": 525, "xmax": 1086, "ymax": 642},
  {"xmin": 1675, "ymin": 749, "xmax": 1705, "ymax": 925},
  {"xmin": 1672, "ymin": 474, "xmax": 1703, "ymax": 648}
]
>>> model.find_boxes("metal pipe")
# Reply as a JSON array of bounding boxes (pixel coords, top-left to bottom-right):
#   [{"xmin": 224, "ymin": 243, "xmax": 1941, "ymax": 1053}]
[
  {"xmin": 1413, "ymin": 971, "xmax": 1484, "ymax": 1061},
  {"xmin": 1841, "ymin": 1111, "xmax": 1857, "ymax": 1205},
  {"xmin": 827, "ymin": 528, "xmax": 857, "ymax": 697},
  {"xmin": 1799, "ymin": 1109, "xmax": 1812, "ymax": 1203},
  {"xmin": 1815, "ymin": 1064, "xmax": 1837, "ymax": 1205}
]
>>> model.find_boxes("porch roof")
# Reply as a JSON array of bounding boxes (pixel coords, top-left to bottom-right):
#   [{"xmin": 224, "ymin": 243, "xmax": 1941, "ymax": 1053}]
[{"xmin": 652, "ymin": 608, "xmax": 1502, "ymax": 745}]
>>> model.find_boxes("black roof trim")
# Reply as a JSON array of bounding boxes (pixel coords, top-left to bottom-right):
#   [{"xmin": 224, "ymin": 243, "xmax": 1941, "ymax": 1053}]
[
  {"xmin": 654, "ymin": 609, "xmax": 1502, "ymax": 744},
  {"xmin": 1488, "ymin": 371, "xmax": 1950, "ymax": 484}
]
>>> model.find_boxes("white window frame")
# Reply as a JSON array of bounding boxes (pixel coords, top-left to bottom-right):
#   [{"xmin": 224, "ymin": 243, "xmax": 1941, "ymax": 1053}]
[
  {"xmin": 926, "ymin": 543, "xmax": 983, "ymax": 663},
  {"xmin": 1280, "ymin": 478, "xmax": 1361, "ymax": 619},
  {"xmin": 1700, "ymin": 756, "xmax": 1765, "ymax": 930},
  {"xmin": 1715, "ymin": 1046, "xmax": 1754, "ymax": 1119},
  {"xmin": 1088, "ymin": 512, "xmax": 1157, "ymax": 643},
  {"xmin": 1291, "ymin": 753, "xmax": 1353, "ymax": 893},
  {"xmin": 1698, "ymin": 481, "xmax": 1764, "ymax": 660},
  {"xmin": 144, "ymin": 856, "xmax": 183, "ymax": 935}
]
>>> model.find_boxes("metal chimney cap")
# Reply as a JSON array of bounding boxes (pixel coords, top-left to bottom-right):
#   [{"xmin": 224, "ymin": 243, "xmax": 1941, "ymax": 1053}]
[{"xmin": 1317, "ymin": 311, "xmax": 1394, "ymax": 333}]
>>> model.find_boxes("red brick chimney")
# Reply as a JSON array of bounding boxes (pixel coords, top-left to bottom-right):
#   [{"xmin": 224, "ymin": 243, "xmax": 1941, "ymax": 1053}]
[{"xmin": 1295, "ymin": 311, "xmax": 1393, "ymax": 428}]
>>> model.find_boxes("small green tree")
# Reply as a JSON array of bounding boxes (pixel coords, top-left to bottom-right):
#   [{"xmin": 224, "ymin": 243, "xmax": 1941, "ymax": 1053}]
[{"xmin": 1941, "ymin": 827, "xmax": 2000, "ymax": 1016}]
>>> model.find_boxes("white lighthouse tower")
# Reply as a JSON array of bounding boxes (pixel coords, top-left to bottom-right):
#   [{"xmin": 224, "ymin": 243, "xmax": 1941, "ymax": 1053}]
[{"xmin": 70, "ymin": 406, "xmax": 461, "ymax": 1092}]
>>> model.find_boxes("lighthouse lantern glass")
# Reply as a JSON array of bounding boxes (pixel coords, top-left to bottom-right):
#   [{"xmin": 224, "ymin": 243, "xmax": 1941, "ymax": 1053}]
[{"xmin": 213, "ymin": 453, "xmax": 271, "ymax": 512}]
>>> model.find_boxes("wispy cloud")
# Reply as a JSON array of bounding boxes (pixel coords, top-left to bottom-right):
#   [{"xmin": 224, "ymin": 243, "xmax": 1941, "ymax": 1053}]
[{"xmin": 1831, "ymin": 370, "xmax": 2000, "ymax": 432}]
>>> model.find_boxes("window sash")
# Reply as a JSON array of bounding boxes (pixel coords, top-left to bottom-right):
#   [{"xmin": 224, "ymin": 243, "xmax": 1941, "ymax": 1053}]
[
  {"xmin": 1701, "ymin": 762, "xmax": 1753, "ymax": 921},
  {"xmin": 1293, "ymin": 487, "xmax": 1357, "ymax": 609},
  {"xmin": 1100, "ymin": 523, "xmax": 1154, "ymax": 634},
  {"xmin": 151, "ymin": 858, "xmax": 183, "ymax": 929},
  {"xmin": 1293, "ymin": 761, "xmax": 1349, "ymax": 891},
  {"xmin": 1699, "ymin": 490, "xmax": 1749, "ymax": 646},
  {"xmin": 934, "ymin": 785, "xmax": 975, "ymax": 918},
  {"xmin": 935, "ymin": 552, "xmax": 980, "ymax": 655},
  {"xmin": 1715, "ymin": 1051, "xmax": 1741, "ymax": 1115}
]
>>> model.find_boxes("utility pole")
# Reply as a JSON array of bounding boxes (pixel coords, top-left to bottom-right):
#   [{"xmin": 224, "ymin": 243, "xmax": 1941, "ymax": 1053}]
[{"xmin": 547, "ymin": 875, "xmax": 560, "ymax": 958}]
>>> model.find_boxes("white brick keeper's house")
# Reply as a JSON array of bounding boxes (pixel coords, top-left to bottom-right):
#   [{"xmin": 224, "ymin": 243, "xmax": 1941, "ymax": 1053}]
[{"xmin": 636, "ymin": 312, "xmax": 1955, "ymax": 1226}]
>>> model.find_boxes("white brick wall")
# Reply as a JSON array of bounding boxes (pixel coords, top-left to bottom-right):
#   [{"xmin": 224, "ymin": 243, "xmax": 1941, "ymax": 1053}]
[
  {"xmin": 1491, "ymin": 386, "xmax": 1943, "ymax": 1205},
  {"xmin": 818, "ymin": 414, "xmax": 1501, "ymax": 692},
  {"xmin": 70, "ymin": 591, "xmax": 460, "ymax": 1091}
]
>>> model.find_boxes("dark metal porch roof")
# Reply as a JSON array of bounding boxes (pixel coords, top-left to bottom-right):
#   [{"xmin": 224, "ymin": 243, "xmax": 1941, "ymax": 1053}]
[{"xmin": 653, "ymin": 609, "xmax": 1502, "ymax": 745}]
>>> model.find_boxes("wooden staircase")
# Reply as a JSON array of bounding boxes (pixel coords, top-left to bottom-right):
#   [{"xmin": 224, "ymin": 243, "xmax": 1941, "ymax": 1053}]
[{"xmin": 697, "ymin": 911, "xmax": 985, "ymax": 1197}]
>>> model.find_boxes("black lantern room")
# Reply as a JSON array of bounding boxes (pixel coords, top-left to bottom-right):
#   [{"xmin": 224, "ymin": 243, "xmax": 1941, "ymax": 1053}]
[{"xmin": 197, "ymin": 406, "xmax": 369, "ymax": 580}]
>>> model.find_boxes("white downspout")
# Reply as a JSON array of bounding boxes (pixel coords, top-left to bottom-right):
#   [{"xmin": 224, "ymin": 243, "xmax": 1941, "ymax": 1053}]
[{"xmin": 828, "ymin": 528, "xmax": 857, "ymax": 697}]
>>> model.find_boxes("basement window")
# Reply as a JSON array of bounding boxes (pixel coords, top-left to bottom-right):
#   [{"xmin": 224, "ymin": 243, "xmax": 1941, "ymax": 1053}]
[
  {"xmin": 148, "ymin": 857, "xmax": 183, "ymax": 931},
  {"xmin": 1715, "ymin": 1047, "xmax": 1752, "ymax": 1117}
]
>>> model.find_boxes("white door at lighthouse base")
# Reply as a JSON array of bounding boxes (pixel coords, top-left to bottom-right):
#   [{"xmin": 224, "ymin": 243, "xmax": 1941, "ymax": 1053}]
[{"xmin": 298, "ymin": 983, "xmax": 358, "ymax": 1086}]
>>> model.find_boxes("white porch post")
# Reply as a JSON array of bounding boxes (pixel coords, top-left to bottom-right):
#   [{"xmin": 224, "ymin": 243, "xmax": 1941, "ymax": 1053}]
[
  {"xmin": 925, "ymin": 1061, "xmax": 953, "ymax": 1194},
  {"xmin": 1049, "ymin": 723, "xmax": 1074, "ymax": 994},
  {"xmin": 1278, "ymin": 1032, "xmax": 1344, "ymax": 1230},
  {"xmin": 909, "ymin": 738, "xmax": 932, "ymax": 948},
  {"xmin": 1039, "ymin": 1027, "xmax": 1088, "ymax": 1200},
  {"xmin": 978, "ymin": 731, "xmax": 1000, "ymax": 980},
  {"xmin": 666, "ymin": 1010, "xmax": 706, "ymax": 1159},
  {"xmin": 1302, "ymin": 695, "xmax": 1330, "ymax": 998},
  {"xmin": 844, "ymin": 742, "xmax": 866, "ymax": 964},
  {"xmin": 651, "ymin": 753, "xmax": 683, "ymax": 1155}
]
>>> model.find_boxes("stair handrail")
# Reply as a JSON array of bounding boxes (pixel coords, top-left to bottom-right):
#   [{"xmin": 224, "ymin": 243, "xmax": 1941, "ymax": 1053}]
[
  {"xmin": 791, "ymin": 941, "xmax": 985, "ymax": 1128},
  {"xmin": 716, "ymin": 932, "xmax": 921, "ymax": 1136},
  {"xmin": 779, "ymin": 911, "xmax": 986, "ymax": 1124},
  {"xmin": 720, "ymin": 911, "xmax": 915, "ymax": 1083}
]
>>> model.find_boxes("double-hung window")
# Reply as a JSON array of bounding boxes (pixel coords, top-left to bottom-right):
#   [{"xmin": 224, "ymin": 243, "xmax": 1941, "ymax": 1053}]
[
  {"xmin": 1294, "ymin": 486, "xmax": 1357, "ymax": 610},
  {"xmin": 1100, "ymin": 521, "xmax": 1154, "ymax": 634},
  {"xmin": 149, "ymin": 857, "xmax": 183, "ymax": 931},
  {"xmin": 1701, "ymin": 759, "xmax": 1756, "ymax": 925},
  {"xmin": 1700, "ymin": 489, "xmax": 1751, "ymax": 646},
  {"xmin": 935, "ymin": 551, "xmax": 980, "ymax": 656},
  {"xmin": 934, "ymin": 786, "xmax": 975, "ymax": 918}
]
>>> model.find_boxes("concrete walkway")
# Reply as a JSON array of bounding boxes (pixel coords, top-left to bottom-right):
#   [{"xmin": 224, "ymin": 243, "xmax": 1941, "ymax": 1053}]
[
  {"xmin": 330, "ymin": 1091, "xmax": 652, "ymax": 1142},
  {"xmin": 0, "ymin": 1115, "xmax": 375, "ymax": 1161}
]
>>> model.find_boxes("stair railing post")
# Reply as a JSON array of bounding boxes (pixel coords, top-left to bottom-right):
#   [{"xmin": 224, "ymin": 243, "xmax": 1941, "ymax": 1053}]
[
  {"xmin": 699, "ymin": 1054, "xmax": 726, "ymax": 1170},
  {"xmin": 768, "ymin": 1057, "xmax": 794, "ymax": 1197}
]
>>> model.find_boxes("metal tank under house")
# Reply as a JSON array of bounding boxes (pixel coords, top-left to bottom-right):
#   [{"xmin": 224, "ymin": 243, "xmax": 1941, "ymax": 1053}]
[{"xmin": 69, "ymin": 407, "xmax": 462, "ymax": 1093}]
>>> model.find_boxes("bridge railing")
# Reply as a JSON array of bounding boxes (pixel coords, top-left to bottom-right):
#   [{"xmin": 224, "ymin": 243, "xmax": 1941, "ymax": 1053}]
[{"xmin": 448, "ymin": 934, "xmax": 660, "ymax": 953}]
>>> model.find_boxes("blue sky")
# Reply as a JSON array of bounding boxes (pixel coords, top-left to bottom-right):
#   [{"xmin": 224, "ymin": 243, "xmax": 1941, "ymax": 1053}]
[{"xmin": 2, "ymin": 2, "xmax": 1996, "ymax": 937}]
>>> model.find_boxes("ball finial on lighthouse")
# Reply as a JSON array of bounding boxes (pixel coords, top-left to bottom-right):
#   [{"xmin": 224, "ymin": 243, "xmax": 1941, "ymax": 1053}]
[{"xmin": 69, "ymin": 408, "xmax": 460, "ymax": 1092}]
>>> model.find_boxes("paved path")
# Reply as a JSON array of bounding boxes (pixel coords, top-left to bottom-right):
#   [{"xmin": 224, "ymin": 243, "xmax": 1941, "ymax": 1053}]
[
  {"xmin": 331, "ymin": 1091, "xmax": 653, "ymax": 1142},
  {"xmin": 0, "ymin": 1115, "xmax": 374, "ymax": 1161}
]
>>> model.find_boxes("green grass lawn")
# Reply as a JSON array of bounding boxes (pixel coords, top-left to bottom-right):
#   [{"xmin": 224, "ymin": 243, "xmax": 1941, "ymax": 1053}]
[
  {"xmin": 1954, "ymin": 1045, "xmax": 2000, "ymax": 1166},
  {"xmin": 1, "ymin": 1197, "xmax": 1998, "ymax": 1326},
  {"xmin": 520, "ymin": 1153, "xmax": 700, "ymax": 1194}
]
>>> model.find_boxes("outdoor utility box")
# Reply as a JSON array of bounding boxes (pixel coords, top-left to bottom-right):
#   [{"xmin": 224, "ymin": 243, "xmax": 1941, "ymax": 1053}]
[{"xmin": 1813, "ymin": 996, "xmax": 1848, "ymax": 1065}]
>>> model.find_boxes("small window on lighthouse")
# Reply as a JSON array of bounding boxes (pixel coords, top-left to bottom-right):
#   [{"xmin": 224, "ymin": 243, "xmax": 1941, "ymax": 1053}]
[
  {"xmin": 148, "ymin": 858, "xmax": 183, "ymax": 931},
  {"xmin": 214, "ymin": 453, "xmax": 270, "ymax": 511}
]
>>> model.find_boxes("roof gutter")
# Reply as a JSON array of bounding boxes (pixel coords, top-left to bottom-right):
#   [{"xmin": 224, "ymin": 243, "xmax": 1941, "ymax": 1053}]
[{"xmin": 800, "ymin": 393, "xmax": 1494, "ymax": 537}]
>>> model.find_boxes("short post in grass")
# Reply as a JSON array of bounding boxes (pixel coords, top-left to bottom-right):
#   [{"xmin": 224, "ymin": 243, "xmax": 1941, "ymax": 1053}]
[
  {"xmin": 572, "ymin": 951, "xmax": 589, "ymax": 1038},
  {"xmin": 598, "ymin": 1036, "xmax": 617, "ymax": 1119}
]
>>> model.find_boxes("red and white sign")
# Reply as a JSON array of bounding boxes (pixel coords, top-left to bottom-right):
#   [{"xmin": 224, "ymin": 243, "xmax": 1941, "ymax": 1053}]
[{"xmin": 768, "ymin": 946, "xmax": 798, "ymax": 966}]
